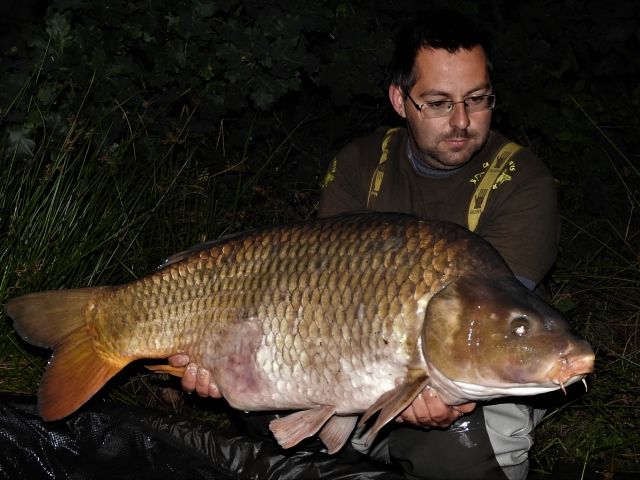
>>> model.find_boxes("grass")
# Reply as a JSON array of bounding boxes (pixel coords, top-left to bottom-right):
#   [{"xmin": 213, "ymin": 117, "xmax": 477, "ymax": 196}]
[
  {"xmin": 528, "ymin": 106, "xmax": 640, "ymax": 476},
  {"xmin": 0, "ymin": 73, "xmax": 278, "ymax": 397},
  {"xmin": 1, "ymin": 75, "xmax": 639, "ymax": 477}
]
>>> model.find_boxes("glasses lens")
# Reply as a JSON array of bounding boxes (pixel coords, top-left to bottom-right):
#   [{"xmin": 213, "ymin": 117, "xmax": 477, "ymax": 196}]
[
  {"xmin": 423, "ymin": 101, "xmax": 452, "ymax": 118},
  {"xmin": 465, "ymin": 95, "xmax": 495, "ymax": 113},
  {"xmin": 415, "ymin": 95, "xmax": 495, "ymax": 119}
]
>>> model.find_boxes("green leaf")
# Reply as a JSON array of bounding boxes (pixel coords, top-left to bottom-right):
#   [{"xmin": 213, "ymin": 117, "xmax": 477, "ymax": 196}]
[{"xmin": 7, "ymin": 127, "xmax": 37, "ymax": 157}]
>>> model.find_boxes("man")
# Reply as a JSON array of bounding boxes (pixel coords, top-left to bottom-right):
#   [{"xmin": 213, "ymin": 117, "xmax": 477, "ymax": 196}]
[{"xmin": 172, "ymin": 8, "xmax": 559, "ymax": 479}]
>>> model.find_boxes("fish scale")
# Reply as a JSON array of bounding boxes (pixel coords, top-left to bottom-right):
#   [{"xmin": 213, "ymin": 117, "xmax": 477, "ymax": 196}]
[
  {"xmin": 210, "ymin": 219, "xmax": 424, "ymax": 408},
  {"xmin": 5, "ymin": 212, "xmax": 594, "ymax": 454}
]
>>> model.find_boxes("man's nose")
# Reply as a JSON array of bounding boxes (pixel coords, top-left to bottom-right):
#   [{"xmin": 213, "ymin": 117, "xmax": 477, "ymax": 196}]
[{"xmin": 449, "ymin": 102, "xmax": 471, "ymax": 130}]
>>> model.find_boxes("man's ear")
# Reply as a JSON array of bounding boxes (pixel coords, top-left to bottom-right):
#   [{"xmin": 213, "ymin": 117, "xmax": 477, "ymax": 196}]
[{"xmin": 388, "ymin": 84, "xmax": 407, "ymax": 118}]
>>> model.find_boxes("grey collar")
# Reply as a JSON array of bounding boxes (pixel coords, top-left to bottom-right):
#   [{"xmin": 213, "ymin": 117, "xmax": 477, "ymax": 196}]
[{"xmin": 406, "ymin": 138, "xmax": 465, "ymax": 178}]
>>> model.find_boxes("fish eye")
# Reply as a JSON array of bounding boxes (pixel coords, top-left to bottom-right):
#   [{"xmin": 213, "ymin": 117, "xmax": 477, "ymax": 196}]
[{"xmin": 511, "ymin": 316, "xmax": 529, "ymax": 337}]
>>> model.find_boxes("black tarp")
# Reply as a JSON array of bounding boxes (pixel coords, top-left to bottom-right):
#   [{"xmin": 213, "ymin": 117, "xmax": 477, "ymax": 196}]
[
  {"xmin": 0, "ymin": 394, "xmax": 405, "ymax": 479},
  {"xmin": 4, "ymin": 394, "xmax": 640, "ymax": 479}
]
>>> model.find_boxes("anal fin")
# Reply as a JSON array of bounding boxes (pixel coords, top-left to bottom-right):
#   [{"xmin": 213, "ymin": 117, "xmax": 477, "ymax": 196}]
[
  {"xmin": 269, "ymin": 405, "xmax": 336, "ymax": 449},
  {"xmin": 145, "ymin": 364, "xmax": 187, "ymax": 377}
]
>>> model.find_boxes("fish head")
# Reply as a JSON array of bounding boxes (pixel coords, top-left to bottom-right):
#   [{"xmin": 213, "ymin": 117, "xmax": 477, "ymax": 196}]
[{"xmin": 422, "ymin": 275, "xmax": 595, "ymax": 402}]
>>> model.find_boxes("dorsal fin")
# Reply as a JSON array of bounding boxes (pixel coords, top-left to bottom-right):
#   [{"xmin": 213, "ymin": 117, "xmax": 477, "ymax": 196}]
[{"xmin": 156, "ymin": 230, "xmax": 251, "ymax": 269}]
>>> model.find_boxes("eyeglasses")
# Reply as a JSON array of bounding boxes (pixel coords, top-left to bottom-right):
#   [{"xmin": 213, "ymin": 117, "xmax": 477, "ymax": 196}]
[{"xmin": 406, "ymin": 93, "xmax": 496, "ymax": 119}]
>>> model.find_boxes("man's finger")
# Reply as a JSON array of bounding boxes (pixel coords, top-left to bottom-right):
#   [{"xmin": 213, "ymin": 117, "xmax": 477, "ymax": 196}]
[
  {"xmin": 195, "ymin": 367, "xmax": 211, "ymax": 397},
  {"xmin": 180, "ymin": 363, "xmax": 198, "ymax": 393},
  {"xmin": 168, "ymin": 354, "xmax": 190, "ymax": 367},
  {"xmin": 208, "ymin": 382, "xmax": 222, "ymax": 399}
]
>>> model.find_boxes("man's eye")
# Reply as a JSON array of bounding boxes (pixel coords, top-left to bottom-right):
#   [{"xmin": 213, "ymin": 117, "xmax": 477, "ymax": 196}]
[
  {"xmin": 426, "ymin": 101, "xmax": 450, "ymax": 110},
  {"xmin": 467, "ymin": 95, "xmax": 485, "ymax": 104}
]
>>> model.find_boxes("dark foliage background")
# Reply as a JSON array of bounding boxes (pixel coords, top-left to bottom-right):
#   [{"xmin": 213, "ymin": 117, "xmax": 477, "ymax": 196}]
[
  {"xmin": 2, "ymin": 0, "xmax": 639, "ymax": 230},
  {"xmin": 1, "ymin": 0, "xmax": 639, "ymax": 477},
  {"xmin": 2, "ymin": 0, "xmax": 638, "ymax": 214}
]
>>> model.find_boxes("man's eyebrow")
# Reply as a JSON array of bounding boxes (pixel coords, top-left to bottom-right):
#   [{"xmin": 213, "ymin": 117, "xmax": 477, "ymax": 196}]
[{"xmin": 415, "ymin": 84, "xmax": 492, "ymax": 99}]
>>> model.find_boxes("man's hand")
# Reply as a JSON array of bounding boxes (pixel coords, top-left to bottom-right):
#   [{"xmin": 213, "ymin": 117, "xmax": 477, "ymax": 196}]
[
  {"xmin": 398, "ymin": 386, "xmax": 476, "ymax": 428},
  {"xmin": 167, "ymin": 354, "xmax": 222, "ymax": 398}
]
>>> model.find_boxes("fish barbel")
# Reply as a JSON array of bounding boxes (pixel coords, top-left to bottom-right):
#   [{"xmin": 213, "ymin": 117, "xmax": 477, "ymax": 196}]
[{"xmin": 4, "ymin": 213, "xmax": 594, "ymax": 453}]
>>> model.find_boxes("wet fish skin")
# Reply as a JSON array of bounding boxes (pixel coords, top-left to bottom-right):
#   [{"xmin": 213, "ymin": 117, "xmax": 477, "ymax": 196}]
[
  {"xmin": 422, "ymin": 274, "xmax": 594, "ymax": 404},
  {"xmin": 85, "ymin": 213, "xmax": 471, "ymax": 413},
  {"xmin": 4, "ymin": 212, "xmax": 594, "ymax": 453}
]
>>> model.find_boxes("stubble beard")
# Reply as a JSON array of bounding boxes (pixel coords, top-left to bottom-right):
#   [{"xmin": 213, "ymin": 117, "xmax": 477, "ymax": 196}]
[{"xmin": 413, "ymin": 128, "xmax": 489, "ymax": 170}]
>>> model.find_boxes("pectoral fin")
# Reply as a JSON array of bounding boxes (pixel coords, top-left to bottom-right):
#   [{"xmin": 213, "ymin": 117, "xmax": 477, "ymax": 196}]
[
  {"xmin": 358, "ymin": 371, "xmax": 429, "ymax": 447},
  {"xmin": 318, "ymin": 415, "xmax": 358, "ymax": 454},
  {"xmin": 269, "ymin": 405, "xmax": 336, "ymax": 449}
]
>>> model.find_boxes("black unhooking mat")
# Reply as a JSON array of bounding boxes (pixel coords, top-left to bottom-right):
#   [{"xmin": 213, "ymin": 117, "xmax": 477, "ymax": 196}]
[{"xmin": 0, "ymin": 394, "xmax": 404, "ymax": 480}]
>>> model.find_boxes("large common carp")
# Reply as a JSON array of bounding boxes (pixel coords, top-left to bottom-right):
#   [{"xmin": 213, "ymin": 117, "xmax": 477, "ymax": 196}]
[{"xmin": 5, "ymin": 213, "xmax": 594, "ymax": 454}]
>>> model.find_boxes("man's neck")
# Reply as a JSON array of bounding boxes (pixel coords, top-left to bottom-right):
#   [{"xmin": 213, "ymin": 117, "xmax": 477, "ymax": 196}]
[{"xmin": 406, "ymin": 139, "xmax": 465, "ymax": 178}]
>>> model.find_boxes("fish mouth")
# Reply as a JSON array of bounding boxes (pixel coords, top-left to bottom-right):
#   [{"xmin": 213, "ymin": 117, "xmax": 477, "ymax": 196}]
[{"xmin": 547, "ymin": 352, "xmax": 595, "ymax": 394}]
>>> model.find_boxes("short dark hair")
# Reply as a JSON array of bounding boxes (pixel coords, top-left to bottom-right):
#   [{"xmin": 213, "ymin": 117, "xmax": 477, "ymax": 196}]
[{"xmin": 388, "ymin": 8, "xmax": 492, "ymax": 95}]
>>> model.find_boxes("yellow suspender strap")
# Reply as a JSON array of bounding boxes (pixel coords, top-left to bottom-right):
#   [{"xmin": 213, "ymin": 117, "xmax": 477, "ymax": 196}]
[
  {"xmin": 367, "ymin": 128, "xmax": 400, "ymax": 209},
  {"xmin": 467, "ymin": 141, "xmax": 522, "ymax": 232}
]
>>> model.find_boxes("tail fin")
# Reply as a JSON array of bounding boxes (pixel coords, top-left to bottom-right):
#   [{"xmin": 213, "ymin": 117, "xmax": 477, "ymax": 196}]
[{"xmin": 5, "ymin": 288, "xmax": 132, "ymax": 421}]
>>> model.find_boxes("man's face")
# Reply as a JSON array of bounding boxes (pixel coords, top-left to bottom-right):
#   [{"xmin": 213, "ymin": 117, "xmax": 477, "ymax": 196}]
[{"xmin": 389, "ymin": 45, "xmax": 492, "ymax": 170}]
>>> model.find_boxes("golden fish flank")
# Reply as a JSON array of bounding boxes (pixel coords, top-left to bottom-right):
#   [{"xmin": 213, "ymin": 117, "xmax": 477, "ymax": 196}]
[{"xmin": 4, "ymin": 212, "xmax": 594, "ymax": 455}]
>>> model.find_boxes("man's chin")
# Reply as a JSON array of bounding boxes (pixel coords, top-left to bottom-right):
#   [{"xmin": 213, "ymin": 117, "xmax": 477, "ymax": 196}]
[
  {"xmin": 414, "ymin": 142, "xmax": 477, "ymax": 170},
  {"xmin": 438, "ymin": 141, "xmax": 480, "ymax": 167},
  {"xmin": 436, "ymin": 151, "xmax": 475, "ymax": 169}
]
